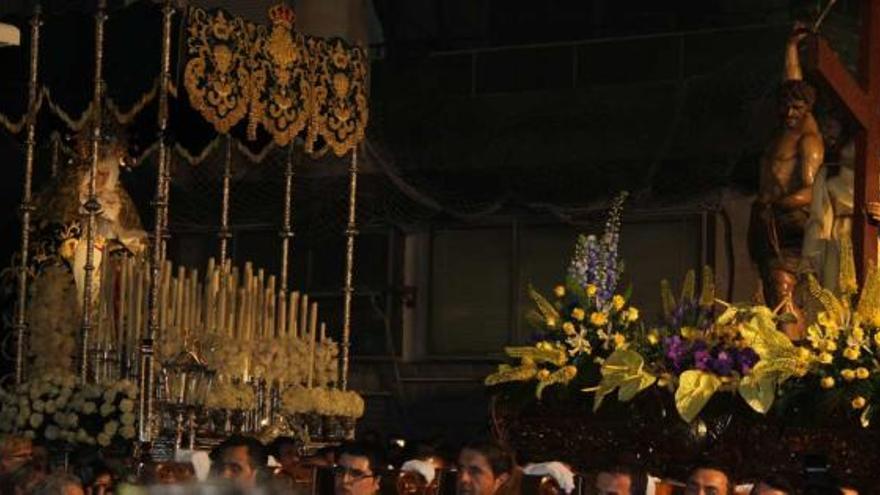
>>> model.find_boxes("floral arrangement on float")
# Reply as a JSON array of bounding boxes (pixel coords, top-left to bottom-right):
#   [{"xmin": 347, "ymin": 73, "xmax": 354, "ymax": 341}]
[
  {"xmin": 486, "ymin": 193, "xmax": 880, "ymax": 428},
  {"xmin": 0, "ymin": 374, "xmax": 139, "ymax": 448}
]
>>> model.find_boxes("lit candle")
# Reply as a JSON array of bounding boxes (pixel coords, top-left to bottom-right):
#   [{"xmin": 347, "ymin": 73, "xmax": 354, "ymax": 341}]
[{"xmin": 289, "ymin": 292, "xmax": 299, "ymax": 338}]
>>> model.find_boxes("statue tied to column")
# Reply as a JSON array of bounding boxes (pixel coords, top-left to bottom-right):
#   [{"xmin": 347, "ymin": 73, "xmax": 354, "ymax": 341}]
[
  {"xmin": 748, "ymin": 24, "xmax": 824, "ymax": 340},
  {"xmin": 23, "ymin": 110, "xmax": 147, "ymax": 376}
]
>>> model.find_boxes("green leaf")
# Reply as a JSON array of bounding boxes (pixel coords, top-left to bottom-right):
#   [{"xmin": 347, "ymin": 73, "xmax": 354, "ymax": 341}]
[
  {"xmin": 680, "ymin": 269, "xmax": 696, "ymax": 304},
  {"xmin": 675, "ymin": 370, "xmax": 722, "ymax": 423},
  {"xmin": 699, "ymin": 266, "xmax": 715, "ymax": 307},
  {"xmin": 618, "ymin": 374, "xmax": 657, "ymax": 402},
  {"xmin": 861, "ymin": 404, "xmax": 873, "ymax": 428},
  {"xmin": 738, "ymin": 368, "xmax": 776, "ymax": 414},
  {"xmin": 585, "ymin": 349, "xmax": 655, "ymax": 411},
  {"xmin": 527, "ymin": 285, "xmax": 560, "ymax": 325}
]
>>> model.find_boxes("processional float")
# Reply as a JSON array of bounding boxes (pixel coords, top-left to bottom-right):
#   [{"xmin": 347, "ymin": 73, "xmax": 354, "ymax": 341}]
[{"xmin": 1, "ymin": 0, "xmax": 367, "ymax": 458}]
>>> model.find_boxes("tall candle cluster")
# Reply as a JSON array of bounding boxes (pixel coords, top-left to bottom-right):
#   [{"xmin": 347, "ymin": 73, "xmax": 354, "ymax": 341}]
[{"xmin": 89, "ymin": 257, "xmax": 339, "ymax": 393}]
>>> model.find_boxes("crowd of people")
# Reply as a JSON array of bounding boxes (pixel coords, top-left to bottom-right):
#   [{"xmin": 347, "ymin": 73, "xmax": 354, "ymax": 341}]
[{"xmin": 0, "ymin": 432, "xmax": 867, "ymax": 495}]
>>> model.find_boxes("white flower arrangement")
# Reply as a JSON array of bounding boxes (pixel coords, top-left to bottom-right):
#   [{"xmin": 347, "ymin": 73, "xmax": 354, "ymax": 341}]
[
  {"xmin": 205, "ymin": 379, "xmax": 257, "ymax": 410},
  {"xmin": 280, "ymin": 385, "xmax": 365, "ymax": 418},
  {"xmin": 0, "ymin": 377, "xmax": 139, "ymax": 448}
]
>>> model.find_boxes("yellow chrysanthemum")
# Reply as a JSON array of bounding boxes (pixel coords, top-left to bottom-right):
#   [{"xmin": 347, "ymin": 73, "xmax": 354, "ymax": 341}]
[
  {"xmin": 843, "ymin": 347, "xmax": 861, "ymax": 361},
  {"xmin": 824, "ymin": 340, "xmax": 837, "ymax": 352},
  {"xmin": 536, "ymin": 369, "xmax": 551, "ymax": 381},
  {"xmin": 625, "ymin": 307, "xmax": 639, "ymax": 322},
  {"xmin": 817, "ymin": 312, "xmax": 839, "ymax": 332},
  {"xmin": 571, "ymin": 308, "xmax": 585, "ymax": 322},
  {"xmin": 853, "ymin": 326, "xmax": 865, "ymax": 342},
  {"xmin": 680, "ymin": 327, "xmax": 699, "ymax": 339},
  {"xmin": 612, "ymin": 333, "xmax": 627, "ymax": 348},
  {"xmin": 818, "ymin": 352, "xmax": 833, "ymax": 364},
  {"xmin": 647, "ymin": 330, "xmax": 660, "ymax": 346},
  {"xmin": 841, "ymin": 369, "xmax": 856, "ymax": 382},
  {"xmin": 851, "ymin": 396, "xmax": 867, "ymax": 410},
  {"xmin": 585, "ymin": 285, "xmax": 598, "ymax": 297},
  {"xmin": 612, "ymin": 295, "xmax": 626, "ymax": 311},
  {"xmin": 590, "ymin": 312, "xmax": 608, "ymax": 327},
  {"xmin": 554, "ymin": 285, "xmax": 566, "ymax": 298},
  {"xmin": 562, "ymin": 322, "xmax": 576, "ymax": 336},
  {"xmin": 561, "ymin": 365, "xmax": 578, "ymax": 380},
  {"xmin": 820, "ymin": 376, "xmax": 835, "ymax": 389},
  {"xmin": 856, "ymin": 367, "xmax": 870, "ymax": 380}
]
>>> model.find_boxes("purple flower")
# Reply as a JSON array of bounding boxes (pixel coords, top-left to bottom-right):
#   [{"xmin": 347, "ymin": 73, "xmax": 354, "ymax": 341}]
[
  {"xmin": 711, "ymin": 350, "xmax": 734, "ymax": 376},
  {"xmin": 736, "ymin": 347, "xmax": 759, "ymax": 375},
  {"xmin": 694, "ymin": 349, "xmax": 711, "ymax": 371},
  {"xmin": 664, "ymin": 336, "xmax": 690, "ymax": 372}
]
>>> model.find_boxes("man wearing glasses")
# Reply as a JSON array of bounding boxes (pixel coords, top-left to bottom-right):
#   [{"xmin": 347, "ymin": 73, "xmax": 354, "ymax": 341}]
[{"xmin": 334, "ymin": 442, "xmax": 384, "ymax": 495}]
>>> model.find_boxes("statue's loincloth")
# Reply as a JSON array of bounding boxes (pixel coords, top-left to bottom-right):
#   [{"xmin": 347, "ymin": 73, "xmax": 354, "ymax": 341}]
[{"xmin": 748, "ymin": 202, "xmax": 809, "ymax": 274}]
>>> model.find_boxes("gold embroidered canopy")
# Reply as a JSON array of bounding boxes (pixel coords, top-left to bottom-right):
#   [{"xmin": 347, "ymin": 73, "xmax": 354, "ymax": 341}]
[{"xmin": 183, "ymin": 3, "xmax": 369, "ymax": 156}]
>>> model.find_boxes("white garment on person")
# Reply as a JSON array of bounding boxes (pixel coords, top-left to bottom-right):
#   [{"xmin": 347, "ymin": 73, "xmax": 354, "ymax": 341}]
[
  {"xmin": 400, "ymin": 459, "xmax": 436, "ymax": 484},
  {"xmin": 522, "ymin": 462, "xmax": 575, "ymax": 494}
]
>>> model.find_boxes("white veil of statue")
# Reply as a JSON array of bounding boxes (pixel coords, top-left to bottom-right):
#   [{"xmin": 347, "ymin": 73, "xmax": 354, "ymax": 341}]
[{"xmin": 802, "ymin": 141, "xmax": 855, "ymax": 294}]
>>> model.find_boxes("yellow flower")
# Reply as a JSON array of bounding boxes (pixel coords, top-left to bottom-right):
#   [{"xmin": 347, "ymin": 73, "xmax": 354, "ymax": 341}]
[
  {"xmin": 841, "ymin": 369, "xmax": 856, "ymax": 382},
  {"xmin": 647, "ymin": 330, "xmax": 660, "ymax": 346},
  {"xmin": 561, "ymin": 366, "xmax": 578, "ymax": 380},
  {"xmin": 843, "ymin": 346, "xmax": 861, "ymax": 361},
  {"xmin": 625, "ymin": 307, "xmax": 639, "ymax": 322},
  {"xmin": 851, "ymin": 396, "xmax": 867, "ymax": 410},
  {"xmin": 612, "ymin": 333, "xmax": 627, "ymax": 348},
  {"xmin": 536, "ymin": 369, "xmax": 551, "ymax": 381},
  {"xmin": 562, "ymin": 322, "xmax": 576, "ymax": 336},
  {"xmin": 818, "ymin": 352, "xmax": 834, "ymax": 364},
  {"xmin": 817, "ymin": 312, "xmax": 839, "ymax": 332},
  {"xmin": 571, "ymin": 308, "xmax": 585, "ymax": 322},
  {"xmin": 853, "ymin": 326, "xmax": 865, "ymax": 342},
  {"xmin": 820, "ymin": 376, "xmax": 835, "ymax": 389},
  {"xmin": 585, "ymin": 285, "xmax": 597, "ymax": 297},
  {"xmin": 546, "ymin": 317, "xmax": 557, "ymax": 328},
  {"xmin": 590, "ymin": 312, "xmax": 608, "ymax": 326},
  {"xmin": 822, "ymin": 340, "xmax": 837, "ymax": 352},
  {"xmin": 856, "ymin": 367, "xmax": 870, "ymax": 380},
  {"xmin": 554, "ymin": 285, "xmax": 566, "ymax": 298},
  {"xmin": 536, "ymin": 341, "xmax": 552, "ymax": 351},
  {"xmin": 612, "ymin": 295, "xmax": 626, "ymax": 311}
]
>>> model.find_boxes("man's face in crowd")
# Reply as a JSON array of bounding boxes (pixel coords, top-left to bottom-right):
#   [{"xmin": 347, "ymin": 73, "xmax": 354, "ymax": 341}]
[
  {"xmin": 596, "ymin": 471, "xmax": 632, "ymax": 495},
  {"xmin": 0, "ymin": 440, "xmax": 32, "ymax": 475},
  {"xmin": 219, "ymin": 445, "xmax": 258, "ymax": 489},
  {"xmin": 456, "ymin": 448, "xmax": 508, "ymax": 495},
  {"xmin": 278, "ymin": 443, "xmax": 301, "ymax": 474},
  {"xmin": 685, "ymin": 468, "xmax": 729, "ymax": 495},
  {"xmin": 334, "ymin": 453, "xmax": 380, "ymax": 495}
]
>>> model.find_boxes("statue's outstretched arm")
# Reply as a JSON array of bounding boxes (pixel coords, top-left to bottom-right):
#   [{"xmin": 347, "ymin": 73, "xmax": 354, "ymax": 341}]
[{"xmin": 784, "ymin": 22, "xmax": 810, "ymax": 81}]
